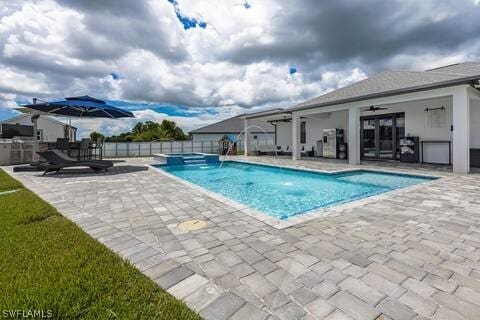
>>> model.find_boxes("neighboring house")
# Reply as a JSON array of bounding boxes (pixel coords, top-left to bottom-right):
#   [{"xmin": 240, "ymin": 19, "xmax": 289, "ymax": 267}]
[
  {"xmin": 245, "ymin": 62, "xmax": 480, "ymax": 173},
  {"xmin": 190, "ymin": 109, "xmax": 281, "ymax": 143},
  {"xmin": 0, "ymin": 114, "xmax": 76, "ymax": 142}
]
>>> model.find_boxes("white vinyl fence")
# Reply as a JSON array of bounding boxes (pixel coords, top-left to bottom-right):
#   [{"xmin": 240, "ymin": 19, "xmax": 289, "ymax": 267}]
[{"xmin": 102, "ymin": 139, "xmax": 274, "ymax": 158}]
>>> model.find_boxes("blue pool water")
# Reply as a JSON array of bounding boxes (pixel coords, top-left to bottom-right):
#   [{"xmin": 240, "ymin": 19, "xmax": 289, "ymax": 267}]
[{"xmin": 156, "ymin": 161, "xmax": 435, "ymax": 220}]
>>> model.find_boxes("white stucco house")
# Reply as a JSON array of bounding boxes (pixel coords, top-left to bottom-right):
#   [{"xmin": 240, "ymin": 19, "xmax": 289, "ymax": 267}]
[
  {"xmin": 243, "ymin": 62, "xmax": 480, "ymax": 173},
  {"xmin": 190, "ymin": 109, "xmax": 280, "ymax": 143},
  {"xmin": 0, "ymin": 114, "xmax": 76, "ymax": 142}
]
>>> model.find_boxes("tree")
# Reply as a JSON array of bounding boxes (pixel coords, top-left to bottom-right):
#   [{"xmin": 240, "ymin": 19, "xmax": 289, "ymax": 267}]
[
  {"xmin": 90, "ymin": 131, "xmax": 105, "ymax": 142},
  {"xmin": 98, "ymin": 120, "xmax": 189, "ymax": 142}
]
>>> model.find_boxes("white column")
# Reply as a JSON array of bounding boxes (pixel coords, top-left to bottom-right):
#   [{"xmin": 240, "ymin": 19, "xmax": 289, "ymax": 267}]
[
  {"xmin": 452, "ymin": 87, "xmax": 470, "ymax": 173},
  {"xmin": 292, "ymin": 113, "xmax": 301, "ymax": 160},
  {"xmin": 348, "ymin": 106, "xmax": 360, "ymax": 165},
  {"xmin": 31, "ymin": 114, "xmax": 40, "ymax": 163},
  {"xmin": 244, "ymin": 118, "xmax": 249, "ymax": 156}
]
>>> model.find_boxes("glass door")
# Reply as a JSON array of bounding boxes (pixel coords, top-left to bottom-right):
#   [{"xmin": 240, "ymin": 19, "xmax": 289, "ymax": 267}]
[
  {"xmin": 362, "ymin": 119, "xmax": 376, "ymax": 159},
  {"xmin": 378, "ymin": 118, "xmax": 393, "ymax": 159},
  {"xmin": 361, "ymin": 113, "xmax": 404, "ymax": 160}
]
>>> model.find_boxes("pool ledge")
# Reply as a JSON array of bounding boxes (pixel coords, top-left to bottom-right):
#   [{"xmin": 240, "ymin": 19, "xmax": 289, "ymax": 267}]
[{"xmin": 149, "ymin": 161, "xmax": 444, "ymax": 229}]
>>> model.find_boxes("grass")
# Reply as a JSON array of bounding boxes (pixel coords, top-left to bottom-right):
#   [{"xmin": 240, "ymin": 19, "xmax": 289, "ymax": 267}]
[
  {"xmin": 0, "ymin": 169, "xmax": 22, "ymax": 192},
  {"xmin": 0, "ymin": 169, "xmax": 202, "ymax": 320}
]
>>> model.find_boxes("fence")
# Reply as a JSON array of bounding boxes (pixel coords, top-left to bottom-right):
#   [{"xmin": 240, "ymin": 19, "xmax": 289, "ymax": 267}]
[{"xmin": 102, "ymin": 139, "xmax": 274, "ymax": 158}]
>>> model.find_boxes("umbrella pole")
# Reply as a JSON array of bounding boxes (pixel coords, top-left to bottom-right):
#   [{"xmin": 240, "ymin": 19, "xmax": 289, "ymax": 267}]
[{"xmin": 31, "ymin": 114, "xmax": 40, "ymax": 163}]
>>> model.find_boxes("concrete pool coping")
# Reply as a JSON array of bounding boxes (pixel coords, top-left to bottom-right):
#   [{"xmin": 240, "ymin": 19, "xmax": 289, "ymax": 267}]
[{"xmin": 150, "ymin": 159, "xmax": 445, "ymax": 229}]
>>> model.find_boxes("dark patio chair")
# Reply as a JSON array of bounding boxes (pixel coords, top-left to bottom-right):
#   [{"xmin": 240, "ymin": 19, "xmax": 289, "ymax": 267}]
[
  {"xmin": 79, "ymin": 138, "xmax": 91, "ymax": 160},
  {"xmin": 37, "ymin": 150, "xmax": 113, "ymax": 175},
  {"xmin": 56, "ymin": 138, "xmax": 70, "ymax": 156}
]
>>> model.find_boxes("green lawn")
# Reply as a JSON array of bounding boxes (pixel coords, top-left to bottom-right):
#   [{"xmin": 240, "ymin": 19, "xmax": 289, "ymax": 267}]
[{"xmin": 0, "ymin": 169, "xmax": 201, "ymax": 320}]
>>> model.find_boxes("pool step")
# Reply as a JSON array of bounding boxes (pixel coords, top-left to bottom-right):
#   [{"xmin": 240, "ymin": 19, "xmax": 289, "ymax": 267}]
[
  {"xmin": 183, "ymin": 156, "xmax": 207, "ymax": 165},
  {"xmin": 183, "ymin": 160, "xmax": 206, "ymax": 165},
  {"xmin": 183, "ymin": 156, "xmax": 205, "ymax": 161}
]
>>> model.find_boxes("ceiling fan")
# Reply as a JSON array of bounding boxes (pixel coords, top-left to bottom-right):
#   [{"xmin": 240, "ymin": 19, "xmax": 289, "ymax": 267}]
[{"xmin": 362, "ymin": 105, "xmax": 388, "ymax": 112}]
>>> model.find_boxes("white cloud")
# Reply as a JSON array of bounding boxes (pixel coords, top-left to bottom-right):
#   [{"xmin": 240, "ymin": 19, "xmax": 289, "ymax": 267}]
[{"xmin": 0, "ymin": 0, "xmax": 478, "ymax": 137}]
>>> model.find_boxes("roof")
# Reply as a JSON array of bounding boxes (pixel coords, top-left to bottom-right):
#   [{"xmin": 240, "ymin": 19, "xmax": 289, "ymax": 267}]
[
  {"xmin": 0, "ymin": 113, "xmax": 77, "ymax": 130},
  {"xmin": 190, "ymin": 108, "xmax": 281, "ymax": 134},
  {"xmin": 290, "ymin": 62, "xmax": 480, "ymax": 112},
  {"xmin": 189, "ymin": 115, "xmax": 245, "ymax": 134}
]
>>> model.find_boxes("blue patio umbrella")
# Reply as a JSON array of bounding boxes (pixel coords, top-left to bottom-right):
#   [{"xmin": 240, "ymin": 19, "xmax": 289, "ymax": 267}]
[
  {"xmin": 22, "ymin": 95, "xmax": 135, "ymax": 118},
  {"xmin": 20, "ymin": 95, "xmax": 134, "ymax": 162}
]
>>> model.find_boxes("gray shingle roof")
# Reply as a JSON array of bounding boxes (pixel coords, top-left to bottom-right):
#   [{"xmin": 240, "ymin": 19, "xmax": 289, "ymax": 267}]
[
  {"xmin": 189, "ymin": 115, "xmax": 245, "ymax": 134},
  {"xmin": 291, "ymin": 62, "xmax": 480, "ymax": 111},
  {"xmin": 189, "ymin": 108, "xmax": 281, "ymax": 134}
]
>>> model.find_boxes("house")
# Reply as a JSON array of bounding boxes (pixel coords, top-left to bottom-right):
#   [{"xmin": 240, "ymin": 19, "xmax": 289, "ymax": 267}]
[
  {"xmin": 189, "ymin": 109, "xmax": 281, "ymax": 143},
  {"xmin": 0, "ymin": 114, "xmax": 76, "ymax": 142},
  {"xmin": 244, "ymin": 62, "xmax": 480, "ymax": 173}
]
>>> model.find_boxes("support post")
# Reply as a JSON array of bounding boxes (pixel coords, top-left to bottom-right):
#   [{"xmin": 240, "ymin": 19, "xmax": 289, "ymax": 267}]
[
  {"xmin": 292, "ymin": 113, "xmax": 301, "ymax": 160},
  {"xmin": 452, "ymin": 87, "xmax": 470, "ymax": 173},
  {"xmin": 31, "ymin": 114, "xmax": 40, "ymax": 163},
  {"xmin": 348, "ymin": 107, "xmax": 360, "ymax": 165},
  {"xmin": 244, "ymin": 118, "xmax": 249, "ymax": 156}
]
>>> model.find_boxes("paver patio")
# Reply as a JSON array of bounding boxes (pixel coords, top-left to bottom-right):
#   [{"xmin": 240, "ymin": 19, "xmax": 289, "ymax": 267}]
[{"xmin": 5, "ymin": 156, "xmax": 480, "ymax": 320}]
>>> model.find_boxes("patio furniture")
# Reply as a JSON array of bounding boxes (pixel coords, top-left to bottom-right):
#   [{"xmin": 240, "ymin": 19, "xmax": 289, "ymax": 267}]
[
  {"xmin": 301, "ymin": 145, "xmax": 315, "ymax": 157},
  {"xmin": 400, "ymin": 137, "xmax": 420, "ymax": 163},
  {"xmin": 257, "ymin": 145, "xmax": 277, "ymax": 155},
  {"xmin": 37, "ymin": 149, "xmax": 113, "ymax": 175},
  {"xmin": 90, "ymin": 138, "xmax": 104, "ymax": 160},
  {"xmin": 56, "ymin": 138, "xmax": 71, "ymax": 156},
  {"xmin": 79, "ymin": 138, "xmax": 91, "ymax": 160},
  {"xmin": 20, "ymin": 95, "xmax": 134, "ymax": 163}
]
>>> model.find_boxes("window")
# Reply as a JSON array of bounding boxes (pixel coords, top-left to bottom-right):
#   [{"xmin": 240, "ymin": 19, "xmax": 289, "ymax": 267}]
[{"xmin": 300, "ymin": 121, "xmax": 306, "ymax": 144}]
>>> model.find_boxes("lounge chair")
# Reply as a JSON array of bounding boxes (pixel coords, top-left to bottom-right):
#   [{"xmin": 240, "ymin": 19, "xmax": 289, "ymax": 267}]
[
  {"xmin": 257, "ymin": 145, "xmax": 277, "ymax": 156},
  {"xmin": 278, "ymin": 145, "xmax": 291, "ymax": 156},
  {"xmin": 37, "ymin": 150, "xmax": 113, "ymax": 175}
]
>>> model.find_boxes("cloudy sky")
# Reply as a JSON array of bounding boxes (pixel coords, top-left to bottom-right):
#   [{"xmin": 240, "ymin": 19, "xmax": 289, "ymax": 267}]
[{"xmin": 0, "ymin": 0, "xmax": 479, "ymax": 137}]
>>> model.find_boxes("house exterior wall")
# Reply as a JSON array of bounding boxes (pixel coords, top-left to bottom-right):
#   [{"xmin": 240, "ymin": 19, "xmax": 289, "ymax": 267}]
[
  {"xmin": 192, "ymin": 132, "xmax": 274, "ymax": 142},
  {"xmin": 276, "ymin": 111, "xmax": 348, "ymax": 151},
  {"xmin": 471, "ymin": 99, "xmax": 480, "ymax": 148},
  {"xmin": 360, "ymin": 96, "xmax": 454, "ymax": 164},
  {"xmin": 191, "ymin": 117, "xmax": 274, "ymax": 143},
  {"xmin": 303, "ymin": 111, "xmax": 349, "ymax": 151},
  {"xmin": 360, "ymin": 96, "xmax": 453, "ymax": 142},
  {"xmin": 276, "ymin": 122, "xmax": 291, "ymax": 147},
  {"xmin": 278, "ymin": 96, "xmax": 460, "ymax": 163},
  {"xmin": 2, "ymin": 115, "xmax": 67, "ymax": 142}
]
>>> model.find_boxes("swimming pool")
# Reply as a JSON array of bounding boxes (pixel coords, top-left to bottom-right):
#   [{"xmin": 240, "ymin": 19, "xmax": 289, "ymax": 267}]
[{"xmin": 155, "ymin": 161, "xmax": 435, "ymax": 220}]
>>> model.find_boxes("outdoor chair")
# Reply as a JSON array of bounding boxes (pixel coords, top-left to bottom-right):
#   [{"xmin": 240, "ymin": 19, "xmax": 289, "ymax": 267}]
[
  {"xmin": 37, "ymin": 149, "xmax": 113, "ymax": 175},
  {"xmin": 56, "ymin": 138, "xmax": 71, "ymax": 156},
  {"xmin": 79, "ymin": 138, "xmax": 91, "ymax": 160}
]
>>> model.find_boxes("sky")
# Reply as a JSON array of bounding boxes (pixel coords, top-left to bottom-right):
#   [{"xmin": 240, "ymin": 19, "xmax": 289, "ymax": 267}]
[{"xmin": 0, "ymin": 0, "xmax": 479, "ymax": 137}]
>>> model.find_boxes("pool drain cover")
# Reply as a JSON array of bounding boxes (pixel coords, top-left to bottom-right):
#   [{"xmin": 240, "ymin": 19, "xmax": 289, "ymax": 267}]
[{"xmin": 178, "ymin": 219, "xmax": 207, "ymax": 231}]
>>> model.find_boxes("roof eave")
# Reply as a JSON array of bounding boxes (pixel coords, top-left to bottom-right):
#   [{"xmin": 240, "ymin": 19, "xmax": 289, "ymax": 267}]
[
  {"xmin": 245, "ymin": 110, "xmax": 292, "ymax": 120},
  {"xmin": 290, "ymin": 76, "xmax": 480, "ymax": 113}
]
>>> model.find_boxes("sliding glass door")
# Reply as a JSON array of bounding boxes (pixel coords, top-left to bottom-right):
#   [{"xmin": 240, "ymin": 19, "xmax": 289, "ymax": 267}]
[
  {"xmin": 360, "ymin": 113, "xmax": 404, "ymax": 160},
  {"xmin": 362, "ymin": 119, "xmax": 376, "ymax": 159},
  {"xmin": 379, "ymin": 117, "xmax": 393, "ymax": 159}
]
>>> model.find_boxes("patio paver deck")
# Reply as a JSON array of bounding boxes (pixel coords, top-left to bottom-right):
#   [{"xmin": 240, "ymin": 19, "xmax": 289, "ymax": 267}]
[{"xmin": 4, "ymin": 156, "xmax": 480, "ymax": 320}]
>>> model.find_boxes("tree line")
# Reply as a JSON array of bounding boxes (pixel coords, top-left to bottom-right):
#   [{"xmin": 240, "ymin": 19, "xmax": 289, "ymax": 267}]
[{"xmin": 90, "ymin": 120, "xmax": 189, "ymax": 142}]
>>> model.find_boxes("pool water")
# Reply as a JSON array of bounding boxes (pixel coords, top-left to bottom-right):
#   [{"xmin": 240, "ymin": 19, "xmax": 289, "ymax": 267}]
[{"xmin": 156, "ymin": 161, "xmax": 435, "ymax": 220}]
